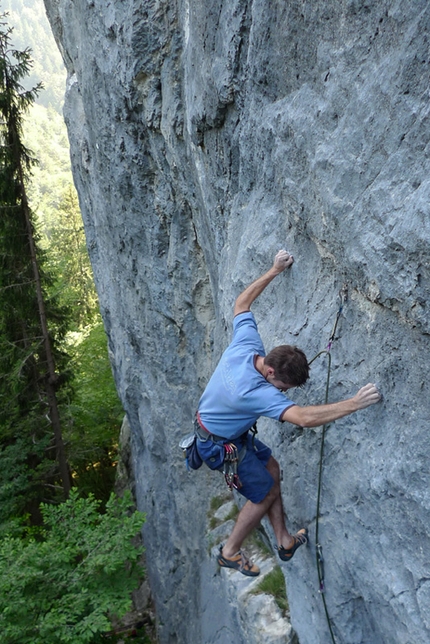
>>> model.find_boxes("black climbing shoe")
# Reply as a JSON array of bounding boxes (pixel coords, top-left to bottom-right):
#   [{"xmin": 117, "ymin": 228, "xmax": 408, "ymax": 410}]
[{"xmin": 277, "ymin": 528, "xmax": 308, "ymax": 562}]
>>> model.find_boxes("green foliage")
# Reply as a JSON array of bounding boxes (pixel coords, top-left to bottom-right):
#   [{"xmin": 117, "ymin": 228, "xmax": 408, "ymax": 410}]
[
  {"xmin": 24, "ymin": 105, "xmax": 74, "ymax": 222},
  {"xmin": 0, "ymin": 490, "xmax": 145, "ymax": 644},
  {"xmin": 0, "ymin": 14, "xmax": 73, "ymax": 518},
  {"xmin": 0, "ymin": 11, "xmax": 141, "ymax": 642},
  {"xmin": 0, "ymin": 434, "xmax": 51, "ymax": 533},
  {"xmin": 3, "ymin": 1, "xmax": 72, "ymax": 231},
  {"xmin": 251, "ymin": 565, "xmax": 289, "ymax": 615},
  {"xmin": 0, "ymin": 9, "xmax": 123, "ymax": 523},
  {"xmin": 65, "ymin": 320, "xmax": 124, "ymax": 501},
  {"xmin": 2, "ymin": 0, "xmax": 66, "ymax": 112},
  {"xmin": 45, "ymin": 186, "xmax": 99, "ymax": 330},
  {"xmin": 3, "ymin": 1, "xmax": 76, "ymax": 253}
]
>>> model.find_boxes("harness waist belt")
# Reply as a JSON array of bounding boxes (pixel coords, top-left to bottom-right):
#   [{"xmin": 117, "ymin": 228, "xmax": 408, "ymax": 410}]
[
  {"xmin": 195, "ymin": 414, "xmax": 250, "ymax": 444},
  {"xmin": 194, "ymin": 419, "xmax": 226, "ymax": 443}
]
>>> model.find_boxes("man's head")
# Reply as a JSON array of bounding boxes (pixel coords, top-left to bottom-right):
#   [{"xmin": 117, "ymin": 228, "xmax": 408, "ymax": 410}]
[{"xmin": 264, "ymin": 345, "xmax": 310, "ymax": 390}]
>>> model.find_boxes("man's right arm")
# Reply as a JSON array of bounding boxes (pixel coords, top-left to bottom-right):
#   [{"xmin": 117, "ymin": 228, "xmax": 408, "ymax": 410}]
[
  {"xmin": 282, "ymin": 383, "xmax": 381, "ymax": 427},
  {"xmin": 234, "ymin": 249, "xmax": 293, "ymax": 316}
]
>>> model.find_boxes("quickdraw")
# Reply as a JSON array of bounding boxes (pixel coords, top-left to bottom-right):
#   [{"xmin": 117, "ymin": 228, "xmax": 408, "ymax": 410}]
[
  {"xmin": 223, "ymin": 422, "xmax": 257, "ymax": 490},
  {"xmin": 223, "ymin": 442, "xmax": 242, "ymax": 490},
  {"xmin": 316, "ymin": 543, "xmax": 325, "ymax": 594}
]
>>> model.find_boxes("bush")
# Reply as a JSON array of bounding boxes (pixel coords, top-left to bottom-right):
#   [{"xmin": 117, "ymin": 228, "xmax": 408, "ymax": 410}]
[{"xmin": 0, "ymin": 490, "xmax": 145, "ymax": 644}]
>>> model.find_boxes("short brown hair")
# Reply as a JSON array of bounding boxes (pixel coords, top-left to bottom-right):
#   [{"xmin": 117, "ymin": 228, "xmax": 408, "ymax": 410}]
[{"xmin": 264, "ymin": 345, "xmax": 310, "ymax": 387}]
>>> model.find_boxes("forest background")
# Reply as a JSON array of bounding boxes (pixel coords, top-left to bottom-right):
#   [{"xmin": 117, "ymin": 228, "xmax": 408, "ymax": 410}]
[
  {"xmin": 2, "ymin": 0, "xmax": 124, "ymax": 511},
  {"xmin": 0, "ymin": 1, "xmax": 148, "ymax": 641}
]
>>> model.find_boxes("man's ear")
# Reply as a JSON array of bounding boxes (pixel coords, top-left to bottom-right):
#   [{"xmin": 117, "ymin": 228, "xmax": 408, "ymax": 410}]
[{"xmin": 266, "ymin": 366, "xmax": 275, "ymax": 378}]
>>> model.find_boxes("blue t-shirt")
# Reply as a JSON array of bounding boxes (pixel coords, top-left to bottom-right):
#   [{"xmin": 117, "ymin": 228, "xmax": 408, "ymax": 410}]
[{"xmin": 198, "ymin": 311, "xmax": 295, "ymax": 439}]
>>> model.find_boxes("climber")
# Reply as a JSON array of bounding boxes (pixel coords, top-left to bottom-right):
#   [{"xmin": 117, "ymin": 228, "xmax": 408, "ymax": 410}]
[{"xmin": 195, "ymin": 249, "xmax": 381, "ymax": 577}]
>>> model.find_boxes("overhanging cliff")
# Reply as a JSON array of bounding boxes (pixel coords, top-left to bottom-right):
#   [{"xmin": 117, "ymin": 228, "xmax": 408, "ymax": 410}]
[{"xmin": 44, "ymin": 1, "xmax": 430, "ymax": 642}]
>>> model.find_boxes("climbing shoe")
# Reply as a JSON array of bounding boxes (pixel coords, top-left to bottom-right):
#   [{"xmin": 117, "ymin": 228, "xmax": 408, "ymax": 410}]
[
  {"xmin": 277, "ymin": 528, "xmax": 309, "ymax": 562},
  {"xmin": 217, "ymin": 545, "xmax": 260, "ymax": 577}
]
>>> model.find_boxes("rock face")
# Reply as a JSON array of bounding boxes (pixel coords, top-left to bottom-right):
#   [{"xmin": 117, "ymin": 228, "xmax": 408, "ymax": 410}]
[{"xmin": 44, "ymin": 1, "xmax": 430, "ymax": 642}]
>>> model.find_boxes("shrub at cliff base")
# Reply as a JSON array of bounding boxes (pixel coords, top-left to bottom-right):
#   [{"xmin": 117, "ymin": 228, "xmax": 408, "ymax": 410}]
[{"xmin": 0, "ymin": 490, "xmax": 145, "ymax": 643}]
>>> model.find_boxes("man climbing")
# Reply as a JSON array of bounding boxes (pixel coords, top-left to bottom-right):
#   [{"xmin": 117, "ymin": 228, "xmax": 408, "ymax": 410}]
[{"xmin": 196, "ymin": 249, "xmax": 381, "ymax": 576}]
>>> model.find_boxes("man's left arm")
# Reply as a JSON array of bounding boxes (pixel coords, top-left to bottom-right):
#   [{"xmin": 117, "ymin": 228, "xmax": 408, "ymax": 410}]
[
  {"xmin": 282, "ymin": 383, "xmax": 381, "ymax": 427},
  {"xmin": 234, "ymin": 249, "xmax": 294, "ymax": 316}
]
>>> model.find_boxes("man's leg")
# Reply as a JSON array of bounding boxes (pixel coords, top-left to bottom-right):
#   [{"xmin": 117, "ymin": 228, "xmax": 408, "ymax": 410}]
[
  {"xmin": 265, "ymin": 457, "xmax": 296, "ymax": 549},
  {"xmin": 222, "ymin": 456, "xmax": 295, "ymax": 558}
]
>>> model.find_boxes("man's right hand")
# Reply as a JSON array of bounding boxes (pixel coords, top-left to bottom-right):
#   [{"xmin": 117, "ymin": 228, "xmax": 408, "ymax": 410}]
[
  {"xmin": 352, "ymin": 383, "xmax": 382, "ymax": 409},
  {"xmin": 234, "ymin": 248, "xmax": 294, "ymax": 315},
  {"xmin": 273, "ymin": 249, "xmax": 294, "ymax": 274}
]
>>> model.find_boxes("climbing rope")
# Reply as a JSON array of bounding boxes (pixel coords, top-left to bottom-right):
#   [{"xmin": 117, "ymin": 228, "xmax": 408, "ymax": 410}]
[{"xmin": 308, "ymin": 284, "xmax": 348, "ymax": 644}]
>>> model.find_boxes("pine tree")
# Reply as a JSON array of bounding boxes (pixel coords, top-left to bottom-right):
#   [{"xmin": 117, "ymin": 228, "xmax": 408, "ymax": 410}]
[{"xmin": 0, "ymin": 15, "xmax": 71, "ymax": 526}]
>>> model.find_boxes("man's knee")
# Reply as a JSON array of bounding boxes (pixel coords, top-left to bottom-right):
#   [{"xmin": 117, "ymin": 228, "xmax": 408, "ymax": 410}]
[
  {"xmin": 266, "ymin": 456, "xmax": 281, "ymax": 483},
  {"xmin": 260, "ymin": 457, "xmax": 281, "ymax": 502}
]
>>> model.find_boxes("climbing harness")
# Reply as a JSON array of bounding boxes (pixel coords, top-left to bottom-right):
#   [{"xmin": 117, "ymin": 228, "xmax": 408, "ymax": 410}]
[
  {"xmin": 193, "ymin": 414, "xmax": 257, "ymax": 491},
  {"xmin": 308, "ymin": 284, "xmax": 348, "ymax": 644}
]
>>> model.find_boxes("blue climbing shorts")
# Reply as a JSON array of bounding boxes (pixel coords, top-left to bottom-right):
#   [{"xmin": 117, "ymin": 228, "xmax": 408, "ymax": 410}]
[{"xmin": 235, "ymin": 434, "xmax": 274, "ymax": 504}]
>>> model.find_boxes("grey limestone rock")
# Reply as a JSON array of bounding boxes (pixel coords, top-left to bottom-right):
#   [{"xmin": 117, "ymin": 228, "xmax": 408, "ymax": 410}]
[{"xmin": 43, "ymin": 0, "xmax": 430, "ymax": 642}]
